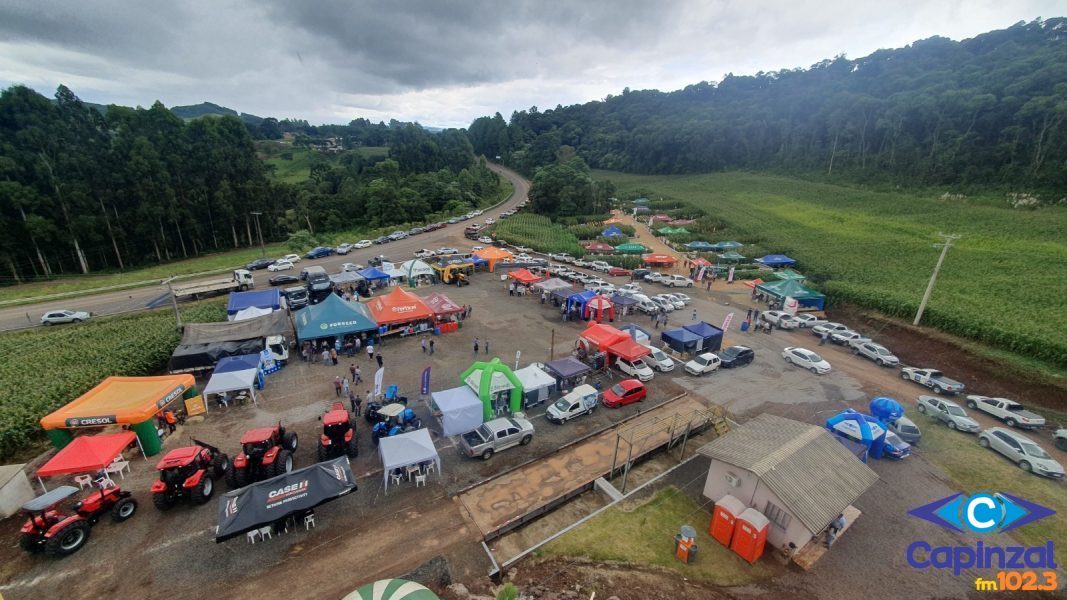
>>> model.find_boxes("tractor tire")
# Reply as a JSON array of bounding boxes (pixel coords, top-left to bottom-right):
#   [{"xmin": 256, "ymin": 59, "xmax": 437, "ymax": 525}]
[
  {"xmin": 228, "ymin": 465, "xmax": 248, "ymax": 489},
  {"xmin": 346, "ymin": 437, "xmax": 359, "ymax": 458},
  {"xmin": 317, "ymin": 444, "xmax": 329, "ymax": 462},
  {"xmin": 283, "ymin": 431, "xmax": 299, "ymax": 452},
  {"xmin": 152, "ymin": 491, "xmax": 174, "ymax": 512},
  {"xmin": 111, "ymin": 497, "xmax": 138, "ymax": 522},
  {"xmin": 19, "ymin": 534, "xmax": 42, "ymax": 553},
  {"xmin": 190, "ymin": 475, "xmax": 214, "ymax": 505},
  {"xmin": 211, "ymin": 453, "xmax": 230, "ymax": 479},
  {"xmin": 273, "ymin": 450, "xmax": 294, "ymax": 476},
  {"xmin": 45, "ymin": 520, "xmax": 91, "ymax": 557}
]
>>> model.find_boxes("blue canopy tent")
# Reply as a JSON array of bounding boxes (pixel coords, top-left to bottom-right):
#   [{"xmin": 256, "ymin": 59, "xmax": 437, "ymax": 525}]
[
  {"xmin": 227, "ymin": 289, "xmax": 281, "ymax": 316},
  {"xmin": 565, "ymin": 290, "xmax": 597, "ymax": 314},
  {"xmin": 609, "ymin": 293, "xmax": 638, "ymax": 307},
  {"xmin": 469, "ymin": 255, "xmax": 489, "ymax": 267},
  {"xmin": 825, "ymin": 409, "xmax": 887, "ymax": 462},
  {"xmin": 543, "ymin": 357, "xmax": 592, "ymax": 389},
  {"xmin": 682, "ymin": 321, "xmax": 724, "ymax": 353},
  {"xmin": 661, "ymin": 327, "xmax": 702, "ymax": 354},
  {"xmin": 358, "ymin": 267, "xmax": 391, "ymax": 282},
  {"xmin": 686, "ymin": 241, "xmax": 715, "ymax": 251},
  {"xmin": 293, "ymin": 294, "xmax": 378, "ymax": 343},
  {"xmin": 601, "ymin": 225, "xmax": 625, "ymax": 238},
  {"xmin": 869, "ymin": 397, "xmax": 904, "ymax": 422},
  {"xmin": 213, "ymin": 354, "xmax": 265, "ymax": 389},
  {"xmin": 755, "ymin": 254, "xmax": 797, "ymax": 268}
]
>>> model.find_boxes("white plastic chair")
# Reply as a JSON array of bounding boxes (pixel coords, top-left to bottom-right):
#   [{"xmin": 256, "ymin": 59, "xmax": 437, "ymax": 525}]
[
  {"xmin": 422, "ymin": 462, "xmax": 436, "ymax": 476},
  {"xmin": 258, "ymin": 526, "xmax": 272, "ymax": 540},
  {"xmin": 74, "ymin": 475, "xmax": 93, "ymax": 490},
  {"xmin": 304, "ymin": 514, "xmax": 315, "ymax": 530},
  {"xmin": 415, "ymin": 473, "xmax": 427, "ymax": 487},
  {"xmin": 247, "ymin": 530, "xmax": 259, "ymax": 544},
  {"xmin": 390, "ymin": 472, "xmax": 403, "ymax": 487}
]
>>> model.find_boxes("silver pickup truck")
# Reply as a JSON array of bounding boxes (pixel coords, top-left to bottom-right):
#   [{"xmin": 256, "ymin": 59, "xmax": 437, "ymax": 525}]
[
  {"xmin": 460, "ymin": 417, "xmax": 535, "ymax": 460},
  {"xmin": 965, "ymin": 395, "xmax": 1045, "ymax": 430}
]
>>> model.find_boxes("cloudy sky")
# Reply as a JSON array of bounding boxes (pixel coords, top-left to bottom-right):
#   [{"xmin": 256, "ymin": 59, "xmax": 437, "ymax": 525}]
[{"xmin": 0, "ymin": 1, "xmax": 1056, "ymax": 127}]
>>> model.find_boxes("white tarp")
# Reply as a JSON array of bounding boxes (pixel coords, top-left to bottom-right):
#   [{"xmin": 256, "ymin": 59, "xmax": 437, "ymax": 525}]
[
  {"xmin": 514, "ymin": 364, "xmax": 557, "ymax": 405},
  {"xmin": 230, "ymin": 306, "xmax": 273, "ymax": 322},
  {"xmin": 202, "ymin": 369, "xmax": 259, "ymax": 405},
  {"xmin": 533, "ymin": 278, "xmax": 572, "ymax": 292},
  {"xmin": 378, "ymin": 428, "xmax": 441, "ymax": 493},
  {"xmin": 431, "ymin": 386, "xmax": 484, "ymax": 437}
]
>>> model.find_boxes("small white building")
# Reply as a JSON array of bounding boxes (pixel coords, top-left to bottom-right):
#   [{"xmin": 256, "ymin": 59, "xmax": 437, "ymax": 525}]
[
  {"xmin": 697, "ymin": 414, "xmax": 878, "ymax": 553},
  {"xmin": 0, "ymin": 464, "xmax": 35, "ymax": 519}
]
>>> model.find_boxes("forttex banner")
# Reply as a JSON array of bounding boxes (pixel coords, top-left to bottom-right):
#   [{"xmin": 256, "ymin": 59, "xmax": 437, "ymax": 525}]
[{"xmin": 215, "ymin": 457, "xmax": 356, "ymax": 542}]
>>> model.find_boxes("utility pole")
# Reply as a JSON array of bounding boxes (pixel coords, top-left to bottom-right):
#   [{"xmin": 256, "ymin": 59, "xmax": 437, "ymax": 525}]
[
  {"xmin": 250, "ymin": 212, "xmax": 265, "ymax": 257},
  {"xmin": 162, "ymin": 277, "xmax": 183, "ymax": 331},
  {"xmin": 913, "ymin": 233, "xmax": 960, "ymax": 326}
]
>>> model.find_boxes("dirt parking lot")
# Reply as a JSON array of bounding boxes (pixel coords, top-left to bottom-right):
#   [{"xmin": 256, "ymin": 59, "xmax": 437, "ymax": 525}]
[{"xmin": 2, "ymin": 265, "xmax": 1063, "ymax": 600}]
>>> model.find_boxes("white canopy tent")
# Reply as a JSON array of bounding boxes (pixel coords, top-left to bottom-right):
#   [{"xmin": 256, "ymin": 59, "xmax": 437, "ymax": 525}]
[
  {"xmin": 202, "ymin": 367, "xmax": 259, "ymax": 407},
  {"xmin": 399, "ymin": 259, "xmax": 435, "ymax": 278},
  {"xmin": 231, "ymin": 306, "xmax": 273, "ymax": 322},
  {"xmin": 513, "ymin": 364, "xmax": 557, "ymax": 407},
  {"xmin": 378, "ymin": 429, "xmax": 441, "ymax": 493},
  {"xmin": 533, "ymin": 278, "xmax": 572, "ymax": 292},
  {"xmin": 431, "ymin": 386, "xmax": 484, "ymax": 436}
]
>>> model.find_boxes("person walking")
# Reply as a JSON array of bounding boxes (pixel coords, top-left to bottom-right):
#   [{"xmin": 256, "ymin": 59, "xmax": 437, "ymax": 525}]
[
  {"xmin": 354, "ymin": 364, "xmax": 362, "ymax": 384},
  {"xmin": 467, "ymin": 305, "xmax": 473, "ymax": 318},
  {"xmin": 376, "ymin": 353, "xmax": 383, "ymax": 368},
  {"xmin": 819, "ymin": 330, "xmax": 829, "ymax": 346},
  {"xmin": 421, "ymin": 338, "xmax": 428, "ymax": 353},
  {"xmin": 341, "ymin": 377, "xmax": 351, "ymax": 397},
  {"xmin": 333, "ymin": 376, "xmax": 342, "ymax": 397},
  {"xmin": 354, "ymin": 336, "xmax": 362, "ymax": 354},
  {"xmin": 367, "ymin": 342, "xmax": 374, "ymax": 360},
  {"xmin": 330, "ymin": 346, "xmax": 339, "ymax": 366},
  {"xmin": 321, "ymin": 348, "xmax": 330, "ymax": 367},
  {"xmin": 349, "ymin": 391, "xmax": 360, "ymax": 415},
  {"xmin": 429, "ymin": 338, "xmax": 435, "ymax": 355},
  {"xmin": 826, "ymin": 513, "xmax": 847, "ymax": 548},
  {"xmin": 473, "ymin": 337, "xmax": 480, "ymax": 355},
  {"xmin": 349, "ymin": 363, "xmax": 357, "ymax": 381},
  {"xmin": 484, "ymin": 338, "xmax": 489, "ymax": 354},
  {"xmin": 746, "ymin": 308, "xmax": 753, "ymax": 320},
  {"xmin": 691, "ymin": 309, "xmax": 697, "ymax": 321}
]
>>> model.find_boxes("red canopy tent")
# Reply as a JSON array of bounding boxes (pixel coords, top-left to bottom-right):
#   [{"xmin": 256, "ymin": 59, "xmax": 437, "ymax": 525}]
[
  {"xmin": 423, "ymin": 291, "xmax": 464, "ymax": 318},
  {"xmin": 36, "ymin": 431, "xmax": 138, "ymax": 490},
  {"xmin": 643, "ymin": 254, "xmax": 678, "ymax": 266},
  {"xmin": 743, "ymin": 278, "xmax": 765, "ymax": 289},
  {"xmin": 584, "ymin": 241, "xmax": 616, "ymax": 253},
  {"xmin": 691, "ymin": 257, "xmax": 712, "ymax": 267},
  {"xmin": 606, "ymin": 337, "xmax": 651, "ymax": 362},
  {"xmin": 367, "ymin": 286, "xmax": 435, "ymax": 326},
  {"xmin": 578, "ymin": 323, "xmax": 627, "ymax": 353},
  {"xmin": 507, "ymin": 268, "xmax": 543, "ymax": 285},
  {"xmin": 583, "ymin": 295, "xmax": 615, "ymax": 323}
]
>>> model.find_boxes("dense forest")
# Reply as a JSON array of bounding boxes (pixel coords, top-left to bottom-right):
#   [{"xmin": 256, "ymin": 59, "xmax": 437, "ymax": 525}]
[
  {"xmin": 469, "ymin": 19, "xmax": 1067, "ymax": 191},
  {"xmin": 0, "ymin": 86, "xmax": 500, "ymax": 282}
]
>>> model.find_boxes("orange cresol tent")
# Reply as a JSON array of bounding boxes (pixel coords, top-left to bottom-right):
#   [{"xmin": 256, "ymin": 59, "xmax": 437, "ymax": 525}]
[
  {"xmin": 642, "ymin": 253, "xmax": 678, "ymax": 266},
  {"xmin": 507, "ymin": 268, "xmax": 543, "ymax": 285},
  {"xmin": 472, "ymin": 247, "xmax": 513, "ymax": 272},
  {"xmin": 366, "ymin": 286, "xmax": 435, "ymax": 326},
  {"xmin": 40, "ymin": 375, "xmax": 196, "ymax": 456}
]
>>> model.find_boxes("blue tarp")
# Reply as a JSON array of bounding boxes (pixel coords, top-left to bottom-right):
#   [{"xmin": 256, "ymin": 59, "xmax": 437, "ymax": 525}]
[
  {"xmin": 543, "ymin": 357, "xmax": 592, "ymax": 381},
  {"xmin": 227, "ymin": 289, "xmax": 281, "ymax": 315},
  {"xmin": 609, "ymin": 293, "xmax": 638, "ymax": 306},
  {"xmin": 661, "ymin": 328, "xmax": 703, "ymax": 354},
  {"xmin": 294, "ymin": 294, "xmax": 378, "ymax": 342},
  {"xmin": 358, "ymin": 267, "xmax": 391, "ymax": 282},
  {"xmin": 755, "ymin": 254, "xmax": 797, "ymax": 267},
  {"xmin": 602, "ymin": 225, "xmax": 625, "ymax": 237},
  {"xmin": 470, "ymin": 256, "xmax": 488, "ymax": 266},
  {"xmin": 686, "ymin": 241, "xmax": 715, "ymax": 251},
  {"xmin": 214, "ymin": 353, "xmax": 262, "ymax": 374},
  {"xmin": 565, "ymin": 290, "xmax": 597, "ymax": 313},
  {"xmin": 682, "ymin": 321, "xmax": 724, "ymax": 353}
]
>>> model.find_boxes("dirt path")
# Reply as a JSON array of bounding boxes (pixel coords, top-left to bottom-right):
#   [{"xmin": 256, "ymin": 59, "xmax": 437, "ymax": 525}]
[{"xmin": 615, "ymin": 212, "xmax": 687, "ymax": 275}]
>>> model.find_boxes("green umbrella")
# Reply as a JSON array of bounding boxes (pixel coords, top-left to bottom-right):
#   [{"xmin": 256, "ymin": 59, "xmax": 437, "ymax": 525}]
[{"xmin": 343, "ymin": 579, "xmax": 439, "ymax": 600}]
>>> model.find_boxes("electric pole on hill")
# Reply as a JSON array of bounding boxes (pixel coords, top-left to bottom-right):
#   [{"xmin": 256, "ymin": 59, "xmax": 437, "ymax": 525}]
[
  {"xmin": 913, "ymin": 233, "xmax": 960, "ymax": 326},
  {"xmin": 250, "ymin": 212, "xmax": 265, "ymax": 256}
]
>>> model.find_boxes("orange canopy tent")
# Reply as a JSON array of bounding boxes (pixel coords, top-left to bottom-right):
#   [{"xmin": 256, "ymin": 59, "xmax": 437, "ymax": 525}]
[
  {"xmin": 643, "ymin": 254, "xmax": 678, "ymax": 266},
  {"xmin": 578, "ymin": 323, "xmax": 627, "ymax": 352},
  {"xmin": 367, "ymin": 286, "xmax": 435, "ymax": 326},
  {"xmin": 743, "ymin": 278, "xmax": 765, "ymax": 289},
  {"xmin": 36, "ymin": 432, "xmax": 140, "ymax": 490},
  {"xmin": 606, "ymin": 337, "xmax": 651, "ymax": 362},
  {"xmin": 472, "ymin": 247, "xmax": 513, "ymax": 272},
  {"xmin": 507, "ymin": 268, "xmax": 543, "ymax": 285}
]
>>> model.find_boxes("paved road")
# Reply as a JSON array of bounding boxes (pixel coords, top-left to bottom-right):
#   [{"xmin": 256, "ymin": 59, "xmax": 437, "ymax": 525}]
[{"xmin": 0, "ymin": 163, "xmax": 529, "ymax": 332}]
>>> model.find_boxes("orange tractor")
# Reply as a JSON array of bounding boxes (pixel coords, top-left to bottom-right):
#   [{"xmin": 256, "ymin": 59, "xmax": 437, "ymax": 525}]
[
  {"xmin": 19, "ymin": 484, "xmax": 137, "ymax": 557},
  {"xmin": 226, "ymin": 423, "xmax": 298, "ymax": 488},
  {"xmin": 150, "ymin": 439, "xmax": 230, "ymax": 510},
  {"xmin": 318, "ymin": 402, "xmax": 360, "ymax": 461}
]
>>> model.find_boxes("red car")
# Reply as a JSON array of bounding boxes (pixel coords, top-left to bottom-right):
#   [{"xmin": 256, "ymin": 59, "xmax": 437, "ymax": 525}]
[
  {"xmin": 602, "ymin": 379, "xmax": 647, "ymax": 408},
  {"xmin": 608, "ymin": 267, "xmax": 632, "ymax": 276}
]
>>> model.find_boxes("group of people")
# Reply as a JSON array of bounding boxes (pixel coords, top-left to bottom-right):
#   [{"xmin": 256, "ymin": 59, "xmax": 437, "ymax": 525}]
[
  {"xmin": 301, "ymin": 334, "xmax": 379, "ymax": 365},
  {"xmin": 506, "ymin": 281, "xmax": 532, "ymax": 296},
  {"xmin": 332, "ymin": 374, "xmax": 365, "ymax": 416}
]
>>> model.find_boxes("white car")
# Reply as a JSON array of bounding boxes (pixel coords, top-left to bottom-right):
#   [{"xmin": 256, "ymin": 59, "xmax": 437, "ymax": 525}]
[
  {"xmin": 830, "ymin": 330, "xmax": 865, "ymax": 345},
  {"xmin": 41, "ymin": 310, "xmax": 91, "ymax": 325},
  {"xmin": 354, "ymin": 240, "xmax": 373, "ymax": 249},
  {"xmin": 853, "ymin": 341, "xmax": 899, "ymax": 367},
  {"xmin": 793, "ymin": 314, "xmax": 826, "ymax": 328},
  {"xmin": 558, "ymin": 254, "xmax": 576, "ymax": 263},
  {"xmin": 336, "ymin": 243, "xmax": 353, "ymax": 255},
  {"xmin": 978, "ymin": 427, "xmax": 1064, "ymax": 479},
  {"xmin": 590, "ymin": 261, "xmax": 612, "ymax": 272},
  {"xmin": 761, "ymin": 311, "xmax": 800, "ymax": 329},
  {"xmin": 473, "ymin": 210, "xmax": 483, "ymax": 216},
  {"xmin": 664, "ymin": 274, "xmax": 694, "ymax": 288},
  {"xmin": 642, "ymin": 345, "xmax": 675, "ymax": 372},
  {"xmin": 586, "ymin": 282, "xmax": 616, "ymax": 295},
  {"xmin": 513, "ymin": 246, "xmax": 531, "ymax": 253},
  {"xmin": 478, "ymin": 236, "xmax": 493, "ymax": 244},
  {"xmin": 650, "ymin": 296, "xmax": 675, "ymax": 312},
  {"xmin": 668, "ymin": 292, "xmax": 691, "ymax": 305},
  {"xmin": 471, "ymin": 245, "xmax": 485, "ymax": 252},
  {"xmin": 573, "ymin": 259, "xmax": 592, "ymax": 268},
  {"xmin": 653, "ymin": 294, "xmax": 684, "ymax": 310},
  {"xmin": 684, "ymin": 353, "xmax": 721, "ymax": 376},
  {"xmin": 268, "ymin": 260, "xmax": 295, "ymax": 272},
  {"xmin": 615, "ymin": 357, "xmax": 654, "ymax": 382},
  {"xmin": 811, "ymin": 322, "xmax": 849, "ymax": 336},
  {"xmin": 484, "ymin": 218, "xmax": 495, "ymax": 225},
  {"xmin": 782, "ymin": 347, "xmax": 831, "ymax": 374},
  {"xmin": 341, "ymin": 262, "xmax": 363, "ymax": 272},
  {"xmin": 514, "ymin": 253, "xmax": 532, "ymax": 262},
  {"xmin": 282, "ymin": 253, "xmax": 301, "ymax": 264},
  {"xmin": 414, "ymin": 249, "xmax": 436, "ymax": 258},
  {"xmin": 643, "ymin": 272, "xmax": 668, "ymax": 284},
  {"xmin": 437, "ymin": 247, "xmax": 459, "ymax": 255},
  {"xmin": 617, "ymin": 283, "xmax": 643, "ymax": 296}
]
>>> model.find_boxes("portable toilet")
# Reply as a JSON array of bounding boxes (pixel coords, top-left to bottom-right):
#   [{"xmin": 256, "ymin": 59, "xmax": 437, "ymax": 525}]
[
  {"xmin": 730, "ymin": 508, "xmax": 770, "ymax": 564},
  {"xmin": 710, "ymin": 494, "xmax": 746, "ymax": 547}
]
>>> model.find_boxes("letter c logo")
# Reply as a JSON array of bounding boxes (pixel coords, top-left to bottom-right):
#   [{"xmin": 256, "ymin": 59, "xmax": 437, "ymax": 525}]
[{"xmin": 965, "ymin": 494, "xmax": 1000, "ymax": 533}]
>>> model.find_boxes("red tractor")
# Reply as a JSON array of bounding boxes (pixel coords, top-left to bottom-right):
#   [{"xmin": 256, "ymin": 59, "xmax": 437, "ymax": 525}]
[
  {"xmin": 150, "ymin": 439, "xmax": 230, "ymax": 510},
  {"xmin": 19, "ymin": 484, "xmax": 137, "ymax": 557},
  {"xmin": 226, "ymin": 423, "xmax": 298, "ymax": 488},
  {"xmin": 318, "ymin": 402, "xmax": 360, "ymax": 461}
]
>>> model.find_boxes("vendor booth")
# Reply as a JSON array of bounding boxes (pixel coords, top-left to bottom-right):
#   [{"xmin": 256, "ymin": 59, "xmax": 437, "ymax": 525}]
[
  {"xmin": 472, "ymin": 247, "xmax": 513, "ymax": 272},
  {"xmin": 606, "ymin": 337, "xmax": 651, "ymax": 364},
  {"xmin": 40, "ymin": 375, "xmax": 196, "ymax": 456},
  {"xmin": 683, "ymin": 321, "xmax": 724, "ymax": 353},
  {"xmin": 609, "ymin": 293, "xmax": 638, "ymax": 316},
  {"xmin": 294, "ymin": 293, "xmax": 378, "ymax": 343},
  {"xmin": 583, "ymin": 294, "xmax": 615, "ymax": 322},
  {"xmin": 618, "ymin": 322, "xmax": 651, "ymax": 343},
  {"xmin": 379, "ymin": 429, "xmax": 441, "ymax": 494},
  {"xmin": 661, "ymin": 327, "xmax": 703, "ymax": 354},
  {"xmin": 358, "ymin": 267, "xmax": 392, "ymax": 285},
  {"xmin": 773, "ymin": 268, "xmax": 805, "ymax": 281},
  {"xmin": 367, "ymin": 287, "xmax": 435, "ymax": 332},
  {"xmin": 754, "ymin": 279, "xmax": 826, "ymax": 311},
  {"xmin": 565, "ymin": 289, "xmax": 597, "ymax": 317},
  {"xmin": 423, "ymin": 291, "xmax": 464, "ymax": 330},
  {"xmin": 755, "ymin": 254, "xmax": 797, "ymax": 268},
  {"xmin": 398, "ymin": 259, "xmax": 435, "ymax": 285},
  {"xmin": 507, "ymin": 268, "xmax": 543, "ymax": 286},
  {"xmin": 583, "ymin": 241, "xmax": 615, "ymax": 253},
  {"xmin": 578, "ymin": 322, "xmax": 627, "ymax": 353},
  {"xmin": 330, "ymin": 271, "xmax": 365, "ymax": 286},
  {"xmin": 550, "ymin": 285, "xmax": 578, "ymax": 306},
  {"xmin": 601, "ymin": 225, "xmax": 625, "ymax": 238},
  {"xmin": 35, "ymin": 431, "xmax": 140, "ymax": 491},
  {"xmin": 513, "ymin": 364, "xmax": 557, "ymax": 407},
  {"xmin": 203, "ymin": 354, "xmax": 263, "ymax": 408},
  {"xmin": 232, "ymin": 306, "xmax": 272, "ymax": 321},
  {"xmin": 226, "ymin": 289, "xmax": 281, "ymax": 318},
  {"xmin": 686, "ymin": 241, "xmax": 715, "ymax": 251},
  {"xmin": 215, "ymin": 457, "xmax": 356, "ymax": 541},
  {"xmin": 462, "ymin": 359, "xmax": 524, "ymax": 420},
  {"xmin": 543, "ymin": 357, "xmax": 592, "ymax": 390},
  {"xmin": 430, "ymin": 386, "xmax": 483, "ymax": 436},
  {"xmin": 534, "ymin": 277, "xmax": 572, "ymax": 293},
  {"xmin": 643, "ymin": 254, "xmax": 678, "ymax": 266},
  {"xmin": 614, "ymin": 243, "xmax": 647, "ymax": 254},
  {"xmin": 711, "ymin": 241, "xmax": 744, "ymax": 251}
]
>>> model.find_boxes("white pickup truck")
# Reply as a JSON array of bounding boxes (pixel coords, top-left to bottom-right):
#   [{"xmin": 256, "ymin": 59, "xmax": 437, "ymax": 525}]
[{"xmin": 965, "ymin": 395, "xmax": 1046, "ymax": 430}]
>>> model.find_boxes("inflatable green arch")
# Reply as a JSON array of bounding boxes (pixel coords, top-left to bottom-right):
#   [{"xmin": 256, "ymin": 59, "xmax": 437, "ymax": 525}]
[{"xmin": 460, "ymin": 358, "xmax": 524, "ymax": 421}]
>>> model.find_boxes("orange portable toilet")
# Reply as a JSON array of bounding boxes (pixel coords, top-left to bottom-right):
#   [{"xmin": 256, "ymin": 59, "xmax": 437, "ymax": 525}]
[
  {"xmin": 710, "ymin": 494, "xmax": 746, "ymax": 547},
  {"xmin": 730, "ymin": 508, "xmax": 770, "ymax": 564}
]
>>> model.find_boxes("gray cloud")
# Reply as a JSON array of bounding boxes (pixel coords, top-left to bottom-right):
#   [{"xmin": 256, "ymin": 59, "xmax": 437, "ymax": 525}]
[{"xmin": 0, "ymin": 0, "xmax": 1052, "ymax": 126}]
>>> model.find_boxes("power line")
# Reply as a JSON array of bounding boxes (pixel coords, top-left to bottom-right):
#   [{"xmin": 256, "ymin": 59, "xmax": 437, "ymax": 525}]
[{"xmin": 913, "ymin": 233, "xmax": 960, "ymax": 326}]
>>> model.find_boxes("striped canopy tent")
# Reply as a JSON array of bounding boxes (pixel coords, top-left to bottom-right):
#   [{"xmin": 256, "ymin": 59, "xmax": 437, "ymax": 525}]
[
  {"xmin": 717, "ymin": 251, "xmax": 746, "ymax": 262},
  {"xmin": 614, "ymin": 243, "xmax": 647, "ymax": 254},
  {"xmin": 342, "ymin": 579, "xmax": 439, "ymax": 600},
  {"xmin": 584, "ymin": 241, "xmax": 615, "ymax": 253},
  {"xmin": 650, "ymin": 214, "xmax": 672, "ymax": 222},
  {"xmin": 669, "ymin": 219, "xmax": 696, "ymax": 225},
  {"xmin": 657, "ymin": 226, "xmax": 689, "ymax": 235}
]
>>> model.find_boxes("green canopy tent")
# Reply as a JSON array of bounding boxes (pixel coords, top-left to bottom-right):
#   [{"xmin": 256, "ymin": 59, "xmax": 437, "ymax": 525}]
[
  {"xmin": 657, "ymin": 226, "xmax": 689, "ymax": 235},
  {"xmin": 773, "ymin": 268, "xmax": 806, "ymax": 281},
  {"xmin": 614, "ymin": 242, "xmax": 648, "ymax": 254},
  {"xmin": 460, "ymin": 358, "xmax": 524, "ymax": 421},
  {"xmin": 712, "ymin": 241, "xmax": 744, "ymax": 250},
  {"xmin": 717, "ymin": 251, "xmax": 746, "ymax": 262},
  {"xmin": 754, "ymin": 279, "xmax": 826, "ymax": 310}
]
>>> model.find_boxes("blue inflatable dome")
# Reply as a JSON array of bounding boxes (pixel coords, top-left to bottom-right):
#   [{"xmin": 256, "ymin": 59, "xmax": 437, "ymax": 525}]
[{"xmin": 869, "ymin": 397, "xmax": 904, "ymax": 422}]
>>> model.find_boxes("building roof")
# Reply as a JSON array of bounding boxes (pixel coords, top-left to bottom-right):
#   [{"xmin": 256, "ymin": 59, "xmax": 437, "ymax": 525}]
[{"xmin": 697, "ymin": 413, "xmax": 878, "ymax": 534}]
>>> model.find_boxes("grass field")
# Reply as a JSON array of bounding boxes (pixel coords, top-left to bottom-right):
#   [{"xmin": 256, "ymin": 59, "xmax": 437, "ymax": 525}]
[
  {"xmin": 263, "ymin": 146, "xmax": 389, "ymax": 183},
  {"xmin": 538, "ymin": 486, "xmax": 774, "ymax": 585},
  {"xmin": 596, "ymin": 170, "xmax": 1067, "ymax": 374}
]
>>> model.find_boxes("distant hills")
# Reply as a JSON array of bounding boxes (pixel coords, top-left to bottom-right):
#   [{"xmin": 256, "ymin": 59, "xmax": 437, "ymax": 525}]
[{"xmin": 169, "ymin": 102, "xmax": 264, "ymax": 125}]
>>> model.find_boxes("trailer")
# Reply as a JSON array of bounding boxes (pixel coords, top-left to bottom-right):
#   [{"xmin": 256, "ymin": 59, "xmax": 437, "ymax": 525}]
[{"xmin": 171, "ymin": 270, "xmax": 254, "ymax": 300}]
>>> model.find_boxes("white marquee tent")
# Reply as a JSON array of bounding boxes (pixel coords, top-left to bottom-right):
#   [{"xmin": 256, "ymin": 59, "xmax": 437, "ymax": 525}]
[
  {"xmin": 431, "ymin": 386, "xmax": 484, "ymax": 436},
  {"xmin": 513, "ymin": 364, "xmax": 557, "ymax": 407},
  {"xmin": 378, "ymin": 429, "xmax": 441, "ymax": 493},
  {"xmin": 231, "ymin": 306, "xmax": 273, "ymax": 322},
  {"xmin": 202, "ymin": 354, "xmax": 261, "ymax": 407}
]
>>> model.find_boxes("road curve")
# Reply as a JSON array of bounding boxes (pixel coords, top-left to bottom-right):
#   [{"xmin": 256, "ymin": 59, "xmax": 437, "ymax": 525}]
[{"xmin": 0, "ymin": 163, "xmax": 530, "ymax": 332}]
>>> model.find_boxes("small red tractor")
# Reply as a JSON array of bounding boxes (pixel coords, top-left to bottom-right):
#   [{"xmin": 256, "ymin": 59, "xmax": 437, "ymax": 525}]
[
  {"xmin": 226, "ymin": 423, "xmax": 298, "ymax": 488},
  {"xmin": 19, "ymin": 483, "xmax": 137, "ymax": 557},
  {"xmin": 150, "ymin": 439, "xmax": 230, "ymax": 510},
  {"xmin": 318, "ymin": 402, "xmax": 359, "ymax": 461}
]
